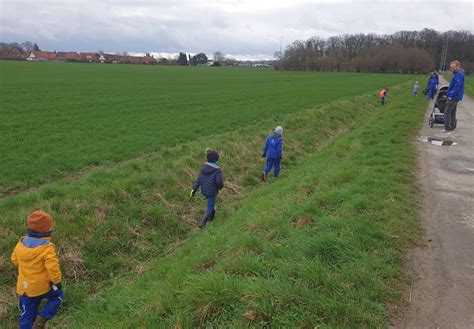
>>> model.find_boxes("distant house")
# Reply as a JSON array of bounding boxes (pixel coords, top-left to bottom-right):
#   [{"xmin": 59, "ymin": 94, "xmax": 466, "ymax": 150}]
[
  {"xmin": 142, "ymin": 55, "xmax": 157, "ymax": 64},
  {"xmin": 56, "ymin": 51, "xmax": 78, "ymax": 62},
  {"xmin": 99, "ymin": 54, "xmax": 105, "ymax": 63},
  {"xmin": 0, "ymin": 48, "xmax": 25, "ymax": 60},
  {"xmin": 56, "ymin": 52, "xmax": 66, "ymax": 60},
  {"xmin": 121, "ymin": 55, "xmax": 141, "ymax": 64},
  {"xmin": 78, "ymin": 52, "xmax": 99, "ymax": 63},
  {"xmin": 27, "ymin": 51, "xmax": 57, "ymax": 61},
  {"xmin": 104, "ymin": 53, "xmax": 121, "ymax": 63},
  {"xmin": 65, "ymin": 52, "xmax": 78, "ymax": 61}
]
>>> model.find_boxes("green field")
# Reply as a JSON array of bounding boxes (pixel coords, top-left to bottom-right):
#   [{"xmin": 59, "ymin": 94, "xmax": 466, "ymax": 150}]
[
  {"xmin": 0, "ymin": 62, "xmax": 426, "ymax": 328},
  {"xmin": 464, "ymin": 74, "xmax": 473, "ymax": 98},
  {"xmin": 1, "ymin": 61, "xmax": 412, "ymax": 194}
]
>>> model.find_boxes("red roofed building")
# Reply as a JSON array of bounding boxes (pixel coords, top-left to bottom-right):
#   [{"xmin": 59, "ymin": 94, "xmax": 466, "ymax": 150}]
[
  {"xmin": 78, "ymin": 52, "xmax": 99, "ymax": 62},
  {"xmin": 0, "ymin": 48, "xmax": 25, "ymax": 60},
  {"xmin": 27, "ymin": 51, "xmax": 57, "ymax": 61},
  {"xmin": 56, "ymin": 51, "xmax": 78, "ymax": 61},
  {"xmin": 142, "ymin": 55, "xmax": 157, "ymax": 64},
  {"xmin": 65, "ymin": 52, "xmax": 78, "ymax": 61}
]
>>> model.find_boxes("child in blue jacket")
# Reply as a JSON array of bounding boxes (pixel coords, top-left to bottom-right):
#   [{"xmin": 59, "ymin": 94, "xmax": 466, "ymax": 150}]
[
  {"xmin": 191, "ymin": 148, "xmax": 224, "ymax": 228},
  {"xmin": 261, "ymin": 126, "xmax": 283, "ymax": 182},
  {"xmin": 428, "ymin": 77, "xmax": 438, "ymax": 100}
]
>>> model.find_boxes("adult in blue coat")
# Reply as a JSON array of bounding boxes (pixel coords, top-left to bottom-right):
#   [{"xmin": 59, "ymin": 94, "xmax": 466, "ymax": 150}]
[
  {"xmin": 428, "ymin": 77, "xmax": 438, "ymax": 100},
  {"xmin": 261, "ymin": 126, "xmax": 283, "ymax": 182},
  {"xmin": 191, "ymin": 149, "xmax": 224, "ymax": 228},
  {"xmin": 441, "ymin": 60, "xmax": 464, "ymax": 133}
]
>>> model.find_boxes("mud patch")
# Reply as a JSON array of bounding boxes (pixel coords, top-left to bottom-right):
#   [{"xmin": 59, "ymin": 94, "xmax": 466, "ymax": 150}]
[
  {"xmin": 418, "ymin": 136, "xmax": 457, "ymax": 146},
  {"xmin": 443, "ymin": 159, "xmax": 474, "ymax": 175}
]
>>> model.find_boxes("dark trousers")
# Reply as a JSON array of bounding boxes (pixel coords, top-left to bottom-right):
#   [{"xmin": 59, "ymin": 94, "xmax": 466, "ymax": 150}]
[
  {"xmin": 200, "ymin": 196, "xmax": 216, "ymax": 226},
  {"xmin": 264, "ymin": 157, "xmax": 281, "ymax": 177},
  {"xmin": 19, "ymin": 289, "xmax": 64, "ymax": 329},
  {"xmin": 444, "ymin": 99, "xmax": 458, "ymax": 131},
  {"xmin": 380, "ymin": 97, "xmax": 385, "ymax": 105}
]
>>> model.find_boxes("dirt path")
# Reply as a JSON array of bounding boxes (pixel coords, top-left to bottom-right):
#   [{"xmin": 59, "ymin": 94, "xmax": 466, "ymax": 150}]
[{"xmin": 397, "ymin": 78, "xmax": 474, "ymax": 328}]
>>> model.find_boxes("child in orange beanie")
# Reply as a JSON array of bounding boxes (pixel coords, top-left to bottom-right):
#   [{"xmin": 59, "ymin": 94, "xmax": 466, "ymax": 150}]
[{"xmin": 11, "ymin": 210, "xmax": 63, "ymax": 329}]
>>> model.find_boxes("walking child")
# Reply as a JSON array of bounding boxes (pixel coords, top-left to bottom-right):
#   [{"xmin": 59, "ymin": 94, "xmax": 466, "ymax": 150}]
[
  {"xmin": 261, "ymin": 126, "xmax": 283, "ymax": 182},
  {"xmin": 190, "ymin": 148, "xmax": 224, "ymax": 229},
  {"xmin": 413, "ymin": 81, "xmax": 420, "ymax": 96},
  {"xmin": 428, "ymin": 76, "xmax": 438, "ymax": 100},
  {"xmin": 380, "ymin": 88, "xmax": 389, "ymax": 105},
  {"xmin": 11, "ymin": 210, "xmax": 64, "ymax": 329}
]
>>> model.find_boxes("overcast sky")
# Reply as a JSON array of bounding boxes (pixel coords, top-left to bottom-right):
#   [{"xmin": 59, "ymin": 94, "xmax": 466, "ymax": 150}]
[{"xmin": 1, "ymin": 0, "xmax": 473, "ymax": 60}]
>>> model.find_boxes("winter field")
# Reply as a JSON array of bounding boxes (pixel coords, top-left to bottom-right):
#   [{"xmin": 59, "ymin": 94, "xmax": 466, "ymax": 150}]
[{"xmin": 0, "ymin": 61, "xmax": 428, "ymax": 327}]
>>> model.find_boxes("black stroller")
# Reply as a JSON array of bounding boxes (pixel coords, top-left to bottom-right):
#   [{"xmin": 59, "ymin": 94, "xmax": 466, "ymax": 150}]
[{"xmin": 429, "ymin": 86, "xmax": 456, "ymax": 128}]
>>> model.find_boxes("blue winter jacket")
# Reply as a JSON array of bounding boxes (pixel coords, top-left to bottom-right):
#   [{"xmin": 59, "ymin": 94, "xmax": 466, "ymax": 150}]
[
  {"xmin": 429, "ymin": 78, "xmax": 438, "ymax": 89},
  {"xmin": 447, "ymin": 70, "xmax": 465, "ymax": 101},
  {"xmin": 193, "ymin": 162, "xmax": 224, "ymax": 198},
  {"xmin": 262, "ymin": 132, "xmax": 283, "ymax": 159}
]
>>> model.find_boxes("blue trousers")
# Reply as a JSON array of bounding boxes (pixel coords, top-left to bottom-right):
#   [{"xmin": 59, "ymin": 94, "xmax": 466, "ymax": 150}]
[
  {"xmin": 200, "ymin": 196, "xmax": 215, "ymax": 226},
  {"xmin": 264, "ymin": 157, "xmax": 281, "ymax": 177},
  {"xmin": 380, "ymin": 97, "xmax": 385, "ymax": 105},
  {"xmin": 429, "ymin": 87, "xmax": 436, "ymax": 100},
  {"xmin": 19, "ymin": 289, "xmax": 64, "ymax": 329}
]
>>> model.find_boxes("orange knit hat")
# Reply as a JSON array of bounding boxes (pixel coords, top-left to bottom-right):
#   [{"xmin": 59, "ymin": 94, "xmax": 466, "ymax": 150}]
[{"xmin": 27, "ymin": 210, "xmax": 53, "ymax": 233}]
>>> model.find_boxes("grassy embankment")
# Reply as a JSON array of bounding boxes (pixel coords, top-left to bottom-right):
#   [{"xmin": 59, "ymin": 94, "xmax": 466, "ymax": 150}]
[
  {"xmin": 0, "ymin": 77, "xmax": 425, "ymax": 327},
  {"xmin": 463, "ymin": 74, "xmax": 473, "ymax": 98},
  {"xmin": 58, "ymin": 81, "xmax": 427, "ymax": 328},
  {"xmin": 0, "ymin": 61, "xmax": 412, "ymax": 195}
]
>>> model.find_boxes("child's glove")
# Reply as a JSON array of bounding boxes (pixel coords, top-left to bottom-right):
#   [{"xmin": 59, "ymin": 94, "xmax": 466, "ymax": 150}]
[
  {"xmin": 190, "ymin": 189, "xmax": 197, "ymax": 197},
  {"xmin": 261, "ymin": 154, "xmax": 266, "ymax": 158}
]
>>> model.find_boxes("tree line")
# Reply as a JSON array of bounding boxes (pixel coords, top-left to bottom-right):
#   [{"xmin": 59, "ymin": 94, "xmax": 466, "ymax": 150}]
[
  {"xmin": 0, "ymin": 41, "xmax": 40, "ymax": 52},
  {"xmin": 278, "ymin": 29, "xmax": 474, "ymax": 74}
]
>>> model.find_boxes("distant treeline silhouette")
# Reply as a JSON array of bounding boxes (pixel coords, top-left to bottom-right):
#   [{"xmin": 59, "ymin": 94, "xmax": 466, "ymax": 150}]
[{"xmin": 277, "ymin": 29, "xmax": 473, "ymax": 74}]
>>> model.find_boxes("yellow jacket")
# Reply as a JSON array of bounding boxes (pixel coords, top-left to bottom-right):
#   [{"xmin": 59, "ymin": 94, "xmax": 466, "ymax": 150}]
[{"xmin": 11, "ymin": 236, "xmax": 62, "ymax": 297}]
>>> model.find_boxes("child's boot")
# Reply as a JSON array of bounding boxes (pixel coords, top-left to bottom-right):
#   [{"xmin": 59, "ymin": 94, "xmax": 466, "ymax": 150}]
[
  {"xmin": 33, "ymin": 315, "xmax": 47, "ymax": 329},
  {"xmin": 208, "ymin": 210, "xmax": 216, "ymax": 221},
  {"xmin": 199, "ymin": 215, "xmax": 208, "ymax": 229},
  {"xmin": 261, "ymin": 172, "xmax": 266, "ymax": 182}
]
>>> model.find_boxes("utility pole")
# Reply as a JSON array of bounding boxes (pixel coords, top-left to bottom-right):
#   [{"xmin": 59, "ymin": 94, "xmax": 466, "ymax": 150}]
[
  {"xmin": 440, "ymin": 34, "xmax": 449, "ymax": 71},
  {"xmin": 443, "ymin": 35, "xmax": 449, "ymax": 71},
  {"xmin": 439, "ymin": 41, "xmax": 445, "ymax": 70}
]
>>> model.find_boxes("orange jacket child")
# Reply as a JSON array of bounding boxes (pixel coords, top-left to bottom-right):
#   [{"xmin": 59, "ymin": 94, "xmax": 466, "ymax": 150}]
[
  {"xmin": 11, "ymin": 210, "xmax": 64, "ymax": 329},
  {"xmin": 380, "ymin": 88, "xmax": 389, "ymax": 105}
]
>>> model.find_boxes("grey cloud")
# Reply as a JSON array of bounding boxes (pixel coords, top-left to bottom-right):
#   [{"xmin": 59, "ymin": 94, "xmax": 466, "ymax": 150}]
[{"xmin": 1, "ymin": 0, "xmax": 472, "ymax": 58}]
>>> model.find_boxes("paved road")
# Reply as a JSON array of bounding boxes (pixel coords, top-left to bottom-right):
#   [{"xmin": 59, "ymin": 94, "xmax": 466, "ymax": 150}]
[{"xmin": 398, "ymin": 78, "xmax": 474, "ymax": 328}]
